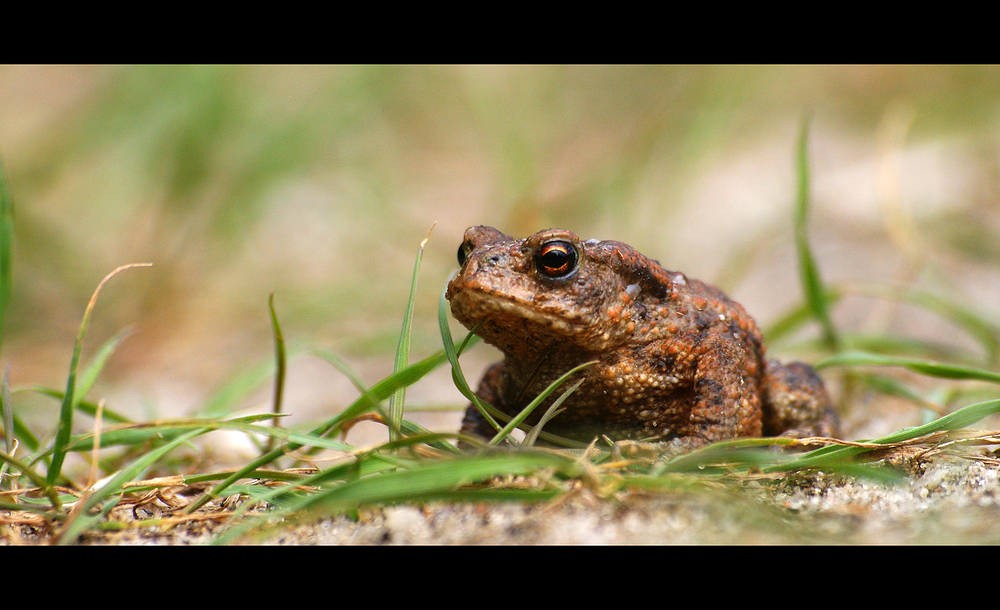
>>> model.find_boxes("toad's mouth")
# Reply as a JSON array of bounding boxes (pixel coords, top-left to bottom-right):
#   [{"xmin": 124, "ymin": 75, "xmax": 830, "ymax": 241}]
[{"xmin": 449, "ymin": 287, "xmax": 588, "ymax": 337}]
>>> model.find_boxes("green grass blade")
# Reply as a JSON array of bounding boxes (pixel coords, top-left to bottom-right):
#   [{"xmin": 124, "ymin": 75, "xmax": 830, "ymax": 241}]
[
  {"xmin": 264, "ymin": 293, "xmax": 286, "ymax": 454},
  {"xmin": 309, "ymin": 348, "xmax": 391, "ymax": 431},
  {"xmin": 857, "ymin": 283, "xmax": 1000, "ymax": 366},
  {"xmin": 59, "ymin": 416, "xmax": 353, "ymax": 453},
  {"xmin": 46, "ymin": 263, "xmax": 151, "ymax": 486},
  {"xmin": 269, "ymin": 293, "xmax": 286, "ymax": 425},
  {"xmin": 76, "ymin": 327, "xmax": 134, "ymax": 403},
  {"xmin": 0, "ymin": 449, "xmax": 64, "ymax": 510},
  {"xmin": 655, "ymin": 437, "xmax": 798, "ymax": 473},
  {"xmin": 389, "ymin": 226, "xmax": 434, "ymax": 442},
  {"xmin": 437, "ymin": 282, "xmax": 504, "ymax": 435},
  {"xmin": 855, "ymin": 372, "xmax": 945, "ymax": 413},
  {"xmin": 212, "ymin": 449, "xmax": 577, "ymax": 543},
  {"xmin": 322, "ymin": 349, "xmax": 450, "ymax": 435},
  {"xmin": 185, "ymin": 348, "xmax": 450, "ymax": 513},
  {"xmin": 840, "ymin": 334, "xmax": 975, "ymax": 363},
  {"xmin": 0, "ymin": 157, "xmax": 13, "ymax": 356},
  {"xmin": 873, "ymin": 398, "xmax": 1000, "ymax": 439},
  {"xmin": 768, "ymin": 398, "xmax": 1000, "ymax": 473},
  {"xmin": 55, "ymin": 427, "xmax": 208, "ymax": 545},
  {"xmin": 764, "ymin": 289, "xmax": 845, "ymax": 346},
  {"xmin": 195, "ymin": 357, "xmax": 274, "ymax": 419},
  {"xmin": 395, "ymin": 420, "xmax": 461, "ymax": 453},
  {"xmin": 301, "ymin": 451, "xmax": 574, "ymax": 509},
  {"xmin": 311, "ymin": 348, "xmax": 370, "ymax": 395},
  {"xmin": 490, "ymin": 367, "xmax": 591, "ymax": 446},
  {"xmin": 1, "ymin": 365, "xmax": 13, "ymax": 485},
  {"xmin": 794, "ymin": 118, "xmax": 839, "ymax": 352},
  {"xmin": 651, "ymin": 437, "xmax": 901, "ymax": 484},
  {"xmin": 3, "ymin": 398, "xmax": 39, "ymax": 453},
  {"xmin": 25, "ymin": 386, "xmax": 133, "ymax": 425},
  {"xmin": 523, "ymin": 378, "xmax": 585, "ymax": 447},
  {"xmin": 2, "ymin": 365, "xmax": 11, "ymax": 455},
  {"xmin": 817, "ymin": 351, "xmax": 1000, "ymax": 384},
  {"xmin": 901, "ymin": 290, "xmax": 1000, "ymax": 366}
]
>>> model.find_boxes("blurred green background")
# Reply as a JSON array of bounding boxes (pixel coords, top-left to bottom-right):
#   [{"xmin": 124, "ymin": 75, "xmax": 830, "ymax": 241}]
[{"xmin": 2, "ymin": 65, "xmax": 999, "ymax": 455}]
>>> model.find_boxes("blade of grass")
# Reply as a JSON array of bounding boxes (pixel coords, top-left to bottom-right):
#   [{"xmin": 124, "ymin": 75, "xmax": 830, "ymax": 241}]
[
  {"xmin": 768, "ymin": 397, "xmax": 1000, "ymax": 473},
  {"xmin": 3, "ymin": 398, "xmax": 39, "ymax": 454},
  {"xmin": 2, "ymin": 365, "xmax": 11, "ymax": 456},
  {"xmin": 311, "ymin": 349, "xmax": 369, "ymax": 396},
  {"xmin": 770, "ymin": 282, "xmax": 1000, "ymax": 367},
  {"xmin": 47, "ymin": 262, "xmax": 152, "ymax": 486},
  {"xmin": 309, "ymin": 348, "xmax": 392, "ymax": 436},
  {"xmin": 794, "ymin": 118, "xmax": 840, "ymax": 352},
  {"xmin": 1, "ymin": 365, "xmax": 15, "ymax": 488},
  {"xmin": 853, "ymin": 282, "xmax": 1000, "ymax": 366},
  {"xmin": 656, "ymin": 437, "xmax": 801, "ymax": 473},
  {"xmin": 910, "ymin": 407, "xmax": 1000, "ymax": 438},
  {"xmin": 184, "ymin": 348, "xmax": 450, "ymax": 513},
  {"xmin": 58, "ymin": 416, "xmax": 353, "ymax": 453},
  {"xmin": 855, "ymin": 372, "xmax": 946, "ymax": 414},
  {"xmin": 316, "ymin": 348, "xmax": 451, "ymax": 437},
  {"xmin": 897, "ymin": 288, "xmax": 1000, "ymax": 366},
  {"xmin": 24, "ymin": 386, "xmax": 132, "ymax": 425},
  {"xmin": 195, "ymin": 357, "xmax": 275, "ymax": 419},
  {"xmin": 764, "ymin": 288, "xmax": 843, "ymax": 346},
  {"xmin": 490, "ymin": 370, "xmax": 590, "ymax": 446},
  {"xmin": 55, "ymin": 427, "xmax": 208, "ymax": 545},
  {"xmin": 212, "ymin": 449, "xmax": 578, "ymax": 543},
  {"xmin": 302, "ymin": 450, "xmax": 574, "ymax": 508},
  {"xmin": 817, "ymin": 351, "xmax": 1000, "ymax": 384},
  {"xmin": 0, "ymin": 450, "xmax": 64, "ymax": 511},
  {"xmin": 523, "ymin": 391, "xmax": 572, "ymax": 447},
  {"xmin": 264, "ymin": 293, "xmax": 286, "ymax": 454},
  {"xmin": 389, "ymin": 225, "xmax": 434, "ymax": 443},
  {"xmin": 839, "ymin": 334, "xmax": 976, "ymax": 364},
  {"xmin": 0, "ymin": 157, "xmax": 11, "ymax": 357},
  {"xmin": 650, "ymin": 436, "xmax": 905, "ymax": 484},
  {"xmin": 76, "ymin": 327, "xmax": 134, "ymax": 403},
  {"xmin": 437, "ymin": 281, "xmax": 503, "ymax": 437},
  {"xmin": 85, "ymin": 400, "xmax": 104, "ymax": 489}
]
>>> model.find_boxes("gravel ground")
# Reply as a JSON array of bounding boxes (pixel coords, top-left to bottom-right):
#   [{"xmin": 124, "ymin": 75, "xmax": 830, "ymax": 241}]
[
  {"xmin": 12, "ymin": 451, "xmax": 994, "ymax": 545},
  {"xmin": 254, "ymin": 456, "xmax": 1000, "ymax": 545}
]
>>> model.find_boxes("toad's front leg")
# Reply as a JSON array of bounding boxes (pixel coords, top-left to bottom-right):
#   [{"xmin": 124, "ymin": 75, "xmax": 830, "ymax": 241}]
[{"xmin": 684, "ymin": 337, "xmax": 765, "ymax": 443}]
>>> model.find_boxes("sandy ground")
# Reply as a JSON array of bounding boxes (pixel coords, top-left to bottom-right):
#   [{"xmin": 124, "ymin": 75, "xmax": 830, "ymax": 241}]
[
  {"xmin": 222, "ymin": 456, "xmax": 1000, "ymax": 545},
  {"xmin": 8, "ymin": 449, "xmax": 994, "ymax": 545}
]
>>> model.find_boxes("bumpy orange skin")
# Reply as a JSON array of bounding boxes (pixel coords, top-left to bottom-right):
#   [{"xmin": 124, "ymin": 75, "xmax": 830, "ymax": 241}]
[{"xmin": 447, "ymin": 226, "xmax": 838, "ymax": 446}]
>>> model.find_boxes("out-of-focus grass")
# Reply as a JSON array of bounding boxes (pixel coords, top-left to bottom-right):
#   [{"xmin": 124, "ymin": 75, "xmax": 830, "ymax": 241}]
[
  {"xmin": 2, "ymin": 66, "xmax": 1000, "ymax": 543},
  {"xmin": 7, "ymin": 66, "xmax": 1000, "ymax": 370}
]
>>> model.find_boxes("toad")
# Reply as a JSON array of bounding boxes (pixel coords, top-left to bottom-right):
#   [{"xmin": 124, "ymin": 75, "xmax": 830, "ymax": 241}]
[{"xmin": 446, "ymin": 226, "xmax": 839, "ymax": 447}]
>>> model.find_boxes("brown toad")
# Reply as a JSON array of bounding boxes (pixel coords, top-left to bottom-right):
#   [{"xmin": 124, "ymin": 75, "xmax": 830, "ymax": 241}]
[{"xmin": 446, "ymin": 226, "xmax": 839, "ymax": 447}]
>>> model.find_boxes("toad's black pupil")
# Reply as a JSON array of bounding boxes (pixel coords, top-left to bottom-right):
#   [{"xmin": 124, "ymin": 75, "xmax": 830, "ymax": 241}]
[
  {"xmin": 457, "ymin": 242, "xmax": 468, "ymax": 266},
  {"xmin": 536, "ymin": 241, "xmax": 577, "ymax": 278}
]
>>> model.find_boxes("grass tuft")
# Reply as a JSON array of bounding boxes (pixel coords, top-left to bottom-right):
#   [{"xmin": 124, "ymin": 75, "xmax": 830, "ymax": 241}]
[{"xmin": 47, "ymin": 263, "xmax": 152, "ymax": 487}]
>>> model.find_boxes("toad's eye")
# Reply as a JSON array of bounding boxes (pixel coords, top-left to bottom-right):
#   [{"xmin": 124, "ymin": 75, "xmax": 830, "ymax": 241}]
[
  {"xmin": 535, "ymin": 240, "xmax": 578, "ymax": 278},
  {"xmin": 457, "ymin": 241, "xmax": 470, "ymax": 267}
]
